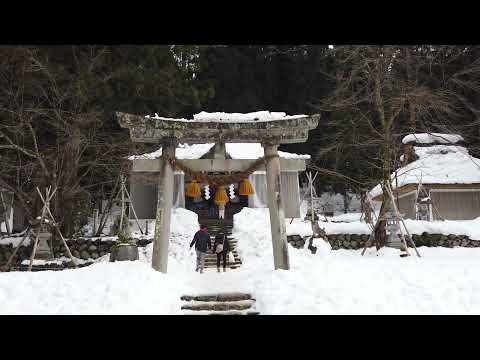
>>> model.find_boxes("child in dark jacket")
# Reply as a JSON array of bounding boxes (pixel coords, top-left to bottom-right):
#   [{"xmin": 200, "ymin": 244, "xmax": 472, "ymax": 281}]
[{"xmin": 212, "ymin": 230, "xmax": 230, "ymax": 272}]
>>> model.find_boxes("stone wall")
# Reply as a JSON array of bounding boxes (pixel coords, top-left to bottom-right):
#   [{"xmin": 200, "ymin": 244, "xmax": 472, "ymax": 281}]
[
  {"xmin": 0, "ymin": 237, "xmax": 153, "ymax": 268},
  {"xmin": 287, "ymin": 235, "xmax": 307, "ymax": 249},
  {"xmin": 287, "ymin": 233, "xmax": 480, "ymax": 250}
]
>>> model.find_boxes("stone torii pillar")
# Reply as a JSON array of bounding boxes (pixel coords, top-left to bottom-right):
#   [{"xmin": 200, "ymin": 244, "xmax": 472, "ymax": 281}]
[
  {"xmin": 263, "ymin": 143, "xmax": 289, "ymax": 270},
  {"xmin": 152, "ymin": 139, "xmax": 176, "ymax": 273}
]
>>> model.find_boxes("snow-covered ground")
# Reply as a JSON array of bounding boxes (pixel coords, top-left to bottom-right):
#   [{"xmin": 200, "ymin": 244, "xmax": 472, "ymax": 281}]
[{"xmin": 2, "ymin": 207, "xmax": 480, "ymax": 314}]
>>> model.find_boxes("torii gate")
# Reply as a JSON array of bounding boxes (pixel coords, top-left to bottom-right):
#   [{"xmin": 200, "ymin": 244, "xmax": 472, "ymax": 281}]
[{"xmin": 117, "ymin": 112, "xmax": 320, "ymax": 273}]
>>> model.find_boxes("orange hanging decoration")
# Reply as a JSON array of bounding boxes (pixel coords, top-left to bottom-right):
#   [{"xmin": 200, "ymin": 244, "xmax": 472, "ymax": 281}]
[
  {"xmin": 239, "ymin": 178, "xmax": 255, "ymax": 196},
  {"xmin": 186, "ymin": 180, "xmax": 201, "ymax": 198},
  {"xmin": 214, "ymin": 186, "xmax": 229, "ymax": 205}
]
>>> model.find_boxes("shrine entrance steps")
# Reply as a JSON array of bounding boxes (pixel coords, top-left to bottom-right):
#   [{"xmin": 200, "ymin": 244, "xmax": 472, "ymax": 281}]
[
  {"xmin": 180, "ymin": 293, "xmax": 259, "ymax": 315},
  {"xmin": 199, "ymin": 219, "xmax": 242, "ymax": 269}
]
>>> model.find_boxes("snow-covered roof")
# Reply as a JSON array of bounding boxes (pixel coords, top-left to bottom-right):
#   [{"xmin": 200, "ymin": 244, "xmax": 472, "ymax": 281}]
[
  {"xmin": 370, "ymin": 145, "xmax": 480, "ymax": 199},
  {"xmin": 145, "ymin": 111, "xmax": 307, "ymax": 123},
  {"xmin": 402, "ymin": 133, "xmax": 464, "ymax": 145},
  {"xmin": 129, "ymin": 143, "xmax": 310, "ymax": 161}
]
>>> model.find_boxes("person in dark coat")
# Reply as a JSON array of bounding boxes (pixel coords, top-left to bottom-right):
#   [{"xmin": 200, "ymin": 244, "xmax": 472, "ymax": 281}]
[
  {"xmin": 207, "ymin": 188, "xmax": 217, "ymax": 219},
  {"xmin": 212, "ymin": 230, "xmax": 230, "ymax": 272},
  {"xmin": 190, "ymin": 224, "xmax": 211, "ymax": 273}
]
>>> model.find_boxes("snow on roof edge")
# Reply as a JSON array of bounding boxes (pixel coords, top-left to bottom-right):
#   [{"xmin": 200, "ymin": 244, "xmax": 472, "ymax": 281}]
[
  {"xmin": 129, "ymin": 143, "xmax": 310, "ymax": 161},
  {"xmin": 145, "ymin": 111, "xmax": 308, "ymax": 123},
  {"xmin": 369, "ymin": 144, "xmax": 480, "ymax": 199}
]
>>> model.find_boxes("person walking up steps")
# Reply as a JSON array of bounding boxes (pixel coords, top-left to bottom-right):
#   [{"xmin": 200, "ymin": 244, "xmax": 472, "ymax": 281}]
[
  {"xmin": 212, "ymin": 229, "xmax": 230, "ymax": 272},
  {"xmin": 190, "ymin": 224, "xmax": 211, "ymax": 274}
]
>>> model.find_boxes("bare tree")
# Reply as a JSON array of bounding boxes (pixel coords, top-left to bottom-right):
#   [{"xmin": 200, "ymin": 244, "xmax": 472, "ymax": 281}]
[
  {"xmin": 317, "ymin": 45, "xmax": 480, "ymax": 247},
  {"xmin": 0, "ymin": 46, "xmax": 132, "ymax": 237}
]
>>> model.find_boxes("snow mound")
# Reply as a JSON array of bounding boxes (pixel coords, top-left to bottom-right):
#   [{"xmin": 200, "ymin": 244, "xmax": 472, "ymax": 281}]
[
  {"xmin": 0, "ymin": 261, "xmax": 186, "ymax": 314},
  {"xmin": 402, "ymin": 133, "xmax": 464, "ymax": 145},
  {"xmin": 233, "ymin": 208, "xmax": 326, "ymax": 268}
]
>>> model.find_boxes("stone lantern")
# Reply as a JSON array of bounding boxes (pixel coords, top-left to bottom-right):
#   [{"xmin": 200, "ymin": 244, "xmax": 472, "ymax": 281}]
[
  {"xmin": 34, "ymin": 222, "xmax": 54, "ymax": 260},
  {"xmin": 416, "ymin": 197, "xmax": 432, "ymax": 221},
  {"xmin": 385, "ymin": 211, "xmax": 402, "ymax": 249}
]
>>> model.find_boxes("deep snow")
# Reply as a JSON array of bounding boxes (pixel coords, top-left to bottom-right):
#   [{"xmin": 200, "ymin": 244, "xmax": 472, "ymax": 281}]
[{"xmin": 2, "ymin": 207, "xmax": 480, "ymax": 314}]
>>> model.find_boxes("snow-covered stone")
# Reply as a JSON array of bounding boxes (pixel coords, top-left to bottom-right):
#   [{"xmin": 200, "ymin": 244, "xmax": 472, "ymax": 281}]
[{"xmin": 402, "ymin": 133, "xmax": 464, "ymax": 145}]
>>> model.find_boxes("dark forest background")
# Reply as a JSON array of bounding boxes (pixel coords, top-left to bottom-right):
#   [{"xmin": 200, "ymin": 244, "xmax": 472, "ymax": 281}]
[{"xmin": 1, "ymin": 45, "xmax": 480, "ymax": 236}]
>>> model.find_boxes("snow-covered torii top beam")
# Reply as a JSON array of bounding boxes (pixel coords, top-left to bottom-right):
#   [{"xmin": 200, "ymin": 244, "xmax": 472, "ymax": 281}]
[{"xmin": 116, "ymin": 111, "xmax": 320, "ymax": 145}]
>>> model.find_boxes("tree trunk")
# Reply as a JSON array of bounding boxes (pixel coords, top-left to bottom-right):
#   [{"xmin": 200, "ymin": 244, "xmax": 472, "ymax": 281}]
[
  {"xmin": 374, "ymin": 188, "xmax": 391, "ymax": 249},
  {"xmin": 58, "ymin": 125, "xmax": 82, "ymax": 237},
  {"xmin": 406, "ymin": 47, "xmax": 416, "ymax": 133}
]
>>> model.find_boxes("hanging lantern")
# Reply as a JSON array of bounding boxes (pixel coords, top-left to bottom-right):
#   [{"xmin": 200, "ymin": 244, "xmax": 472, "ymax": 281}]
[
  {"xmin": 186, "ymin": 180, "xmax": 201, "ymax": 198},
  {"xmin": 239, "ymin": 178, "xmax": 255, "ymax": 196},
  {"xmin": 214, "ymin": 186, "xmax": 229, "ymax": 205}
]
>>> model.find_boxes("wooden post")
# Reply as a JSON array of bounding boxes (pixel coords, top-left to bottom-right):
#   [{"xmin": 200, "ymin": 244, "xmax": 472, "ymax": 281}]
[
  {"xmin": 37, "ymin": 186, "xmax": 77, "ymax": 267},
  {"xmin": 28, "ymin": 190, "xmax": 49, "ymax": 272},
  {"xmin": 124, "ymin": 185, "xmax": 144, "ymax": 234},
  {"xmin": 0, "ymin": 191, "xmax": 11, "ymax": 236},
  {"xmin": 385, "ymin": 184, "xmax": 421, "ymax": 257},
  {"xmin": 152, "ymin": 140, "xmax": 176, "ymax": 273},
  {"xmin": 95, "ymin": 176, "xmax": 120, "ymax": 236},
  {"xmin": 119, "ymin": 175, "xmax": 125, "ymax": 233},
  {"xmin": 92, "ymin": 208, "xmax": 98, "ymax": 237},
  {"xmin": 263, "ymin": 144, "xmax": 289, "ymax": 270}
]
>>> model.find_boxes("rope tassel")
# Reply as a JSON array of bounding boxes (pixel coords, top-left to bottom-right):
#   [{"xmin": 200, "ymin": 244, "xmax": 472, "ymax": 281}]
[
  {"xmin": 186, "ymin": 180, "xmax": 201, "ymax": 198},
  {"xmin": 214, "ymin": 186, "xmax": 229, "ymax": 205},
  {"xmin": 239, "ymin": 178, "xmax": 255, "ymax": 196}
]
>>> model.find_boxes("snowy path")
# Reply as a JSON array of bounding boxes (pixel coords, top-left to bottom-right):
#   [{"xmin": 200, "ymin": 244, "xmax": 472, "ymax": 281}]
[
  {"xmin": 2, "ymin": 208, "xmax": 480, "ymax": 314},
  {"xmin": 1, "ymin": 247, "xmax": 480, "ymax": 314}
]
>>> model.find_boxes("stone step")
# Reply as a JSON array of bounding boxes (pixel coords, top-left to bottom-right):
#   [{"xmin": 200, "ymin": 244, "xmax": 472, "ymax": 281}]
[
  {"xmin": 180, "ymin": 293, "xmax": 257, "ymax": 315},
  {"xmin": 182, "ymin": 310, "xmax": 259, "ymax": 315},
  {"xmin": 204, "ymin": 263, "xmax": 242, "ymax": 267},
  {"xmin": 181, "ymin": 293, "xmax": 252, "ymax": 302},
  {"xmin": 205, "ymin": 252, "xmax": 240, "ymax": 258},
  {"xmin": 203, "ymin": 263, "xmax": 241, "ymax": 267},
  {"xmin": 204, "ymin": 258, "xmax": 241, "ymax": 262},
  {"xmin": 181, "ymin": 299, "xmax": 255, "ymax": 312},
  {"xmin": 204, "ymin": 257, "xmax": 241, "ymax": 262}
]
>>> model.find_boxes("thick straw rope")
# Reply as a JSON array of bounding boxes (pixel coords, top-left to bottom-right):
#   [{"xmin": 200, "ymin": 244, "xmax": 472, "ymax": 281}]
[{"xmin": 166, "ymin": 155, "xmax": 278, "ymax": 187}]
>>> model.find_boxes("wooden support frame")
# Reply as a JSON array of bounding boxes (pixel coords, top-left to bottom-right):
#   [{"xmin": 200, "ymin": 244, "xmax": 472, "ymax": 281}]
[{"xmin": 2, "ymin": 186, "xmax": 78, "ymax": 272}]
